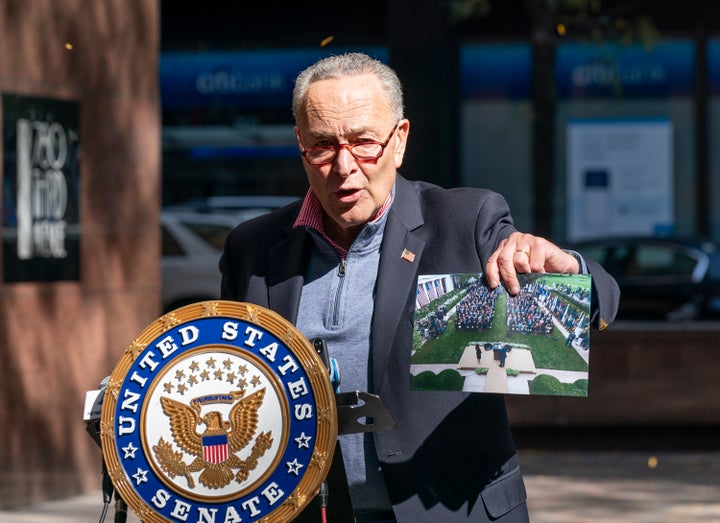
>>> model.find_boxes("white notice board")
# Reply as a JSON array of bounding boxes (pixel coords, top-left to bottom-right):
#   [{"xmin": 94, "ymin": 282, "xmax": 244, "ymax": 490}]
[{"xmin": 566, "ymin": 119, "xmax": 673, "ymax": 241}]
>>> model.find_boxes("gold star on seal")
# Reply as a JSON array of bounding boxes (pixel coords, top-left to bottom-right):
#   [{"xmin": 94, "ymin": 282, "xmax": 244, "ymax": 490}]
[
  {"xmin": 310, "ymin": 449, "xmax": 328, "ymax": 470},
  {"xmin": 282, "ymin": 328, "xmax": 296, "ymax": 346},
  {"xmin": 201, "ymin": 301, "xmax": 220, "ymax": 316},
  {"xmin": 109, "ymin": 465, "xmax": 125, "ymax": 484},
  {"xmin": 245, "ymin": 305, "xmax": 259, "ymax": 324},
  {"xmin": 159, "ymin": 313, "xmax": 180, "ymax": 331},
  {"xmin": 100, "ymin": 420, "xmax": 115, "ymax": 439},
  {"xmin": 125, "ymin": 340, "xmax": 146, "ymax": 361},
  {"xmin": 317, "ymin": 407, "xmax": 333, "ymax": 424},
  {"xmin": 307, "ymin": 366, "xmax": 324, "ymax": 381},
  {"xmin": 134, "ymin": 504, "xmax": 153, "ymax": 521},
  {"xmin": 105, "ymin": 380, "xmax": 121, "ymax": 399},
  {"xmin": 283, "ymin": 491, "xmax": 306, "ymax": 510}
]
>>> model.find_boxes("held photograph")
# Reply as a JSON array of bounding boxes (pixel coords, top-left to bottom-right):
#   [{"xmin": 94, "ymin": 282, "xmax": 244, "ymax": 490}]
[{"xmin": 411, "ymin": 272, "xmax": 592, "ymax": 396}]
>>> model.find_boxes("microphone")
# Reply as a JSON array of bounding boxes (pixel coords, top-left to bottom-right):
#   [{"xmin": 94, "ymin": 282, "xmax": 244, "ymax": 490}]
[
  {"xmin": 83, "ymin": 376, "xmax": 127, "ymax": 523},
  {"xmin": 310, "ymin": 338, "xmax": 340, "ymax": 393},
  {"xmin": 83, "ymin": 376, "xmax": 110, "ymax": 447}
]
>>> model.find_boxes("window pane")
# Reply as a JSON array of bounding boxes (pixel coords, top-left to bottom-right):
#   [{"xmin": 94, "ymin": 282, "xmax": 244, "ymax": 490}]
[
  {"xmin": 635, "ymin": 245, "xmax": 697, "ymax": 276},
  {"xmin": 183, "ymin": 223, "xmax": 233, "ymax": 250}
]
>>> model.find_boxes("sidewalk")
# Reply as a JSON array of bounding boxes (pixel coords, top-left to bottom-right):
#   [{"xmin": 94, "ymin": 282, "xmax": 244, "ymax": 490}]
[
  {"xmin": 521, "ymin": 450, "xmax": 720, "ymax": 522},
  {"xmin": 1, "ymin": 450, "xmax": 719, "ymax": 522}
]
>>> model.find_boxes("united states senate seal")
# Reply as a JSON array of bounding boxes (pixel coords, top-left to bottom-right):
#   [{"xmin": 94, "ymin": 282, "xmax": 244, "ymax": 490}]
[{"xmin": 100, "ymin": 301, "xmax": 337, "ymax": 523}]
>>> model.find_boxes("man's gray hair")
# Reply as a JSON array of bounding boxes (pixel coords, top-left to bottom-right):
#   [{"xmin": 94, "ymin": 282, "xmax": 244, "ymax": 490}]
[{"xmin": 292, "ymin": 52, "xmax": 404, "ymax": 124}]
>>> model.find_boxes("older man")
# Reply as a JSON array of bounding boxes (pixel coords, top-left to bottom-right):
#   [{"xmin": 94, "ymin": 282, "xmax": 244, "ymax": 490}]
[{"xmin": 220, "ymin": 52, "xmax": 619, "ymax": 522}]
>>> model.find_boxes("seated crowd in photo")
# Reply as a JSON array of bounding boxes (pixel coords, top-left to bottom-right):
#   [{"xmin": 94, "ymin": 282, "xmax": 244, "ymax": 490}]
[
  {"xmin": 505, "ymin": 282, "xmax": 554, "ymax": 335},
  {"xmin": 455, "ymin": 281, "xmax": 498, "ymax": 331}
]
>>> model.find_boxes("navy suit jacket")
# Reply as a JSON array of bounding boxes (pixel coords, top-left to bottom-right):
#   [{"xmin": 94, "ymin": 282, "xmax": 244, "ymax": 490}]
[{"xmin": 220, "ymin": 174, "xmax": 620, "ymax": 522}]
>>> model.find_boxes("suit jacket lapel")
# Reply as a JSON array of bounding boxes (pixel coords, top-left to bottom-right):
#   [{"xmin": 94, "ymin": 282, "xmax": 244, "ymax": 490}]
[
  {"xmin": 268, "ymin": 225, "xmax": 311, "ymax": 324},
  {"xmin": 372, "ymin": 176, "xmax": 425, "ymax": 392}
]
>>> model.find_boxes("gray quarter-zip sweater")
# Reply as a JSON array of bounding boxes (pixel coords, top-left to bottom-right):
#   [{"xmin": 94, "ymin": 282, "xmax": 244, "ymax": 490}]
[{"xmin": 295, "ymin": 209, "xmax": 392, "ymax": 512}]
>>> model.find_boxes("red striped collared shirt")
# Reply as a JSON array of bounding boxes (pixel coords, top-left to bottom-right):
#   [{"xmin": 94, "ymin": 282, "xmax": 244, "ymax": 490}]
[{"xmin": 293, "ymin": 188, "xmax": 393, "ymax": 259}]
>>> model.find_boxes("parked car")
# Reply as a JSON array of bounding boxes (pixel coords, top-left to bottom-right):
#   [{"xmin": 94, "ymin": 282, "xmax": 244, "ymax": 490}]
[
  {"xmin": 161, "ymin": 210, "xmax": 239, "ymax": 313},
  {"xmin": 569, "ymin": 236, "xmax": 720, "ymax": 321},
  {"xmin": 161, "ymin": 196, "xmax": 300, "ymax": 313},
  {"xmin": 165, "ymin": 195, "xmax": 300, "ymax": 222}
]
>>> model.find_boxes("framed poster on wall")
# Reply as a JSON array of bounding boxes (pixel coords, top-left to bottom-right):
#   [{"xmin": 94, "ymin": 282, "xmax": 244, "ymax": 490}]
[{"xmin": 566, "ymin": 118, "xmax": 673, "ymax": 242}]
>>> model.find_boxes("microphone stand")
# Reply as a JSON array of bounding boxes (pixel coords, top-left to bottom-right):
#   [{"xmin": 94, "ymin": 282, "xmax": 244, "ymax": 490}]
[
  {"xmin": 310, "ymin": 338, "xmax": 398, "ymax": 523},
  {"xmin": 84, "ymin": 381, "xmax": 127, "ymax": 523},
  {"xmin": 113, "ymin": 491, "xmax": 128, "ymax": 523},
  {"xmin": 311, "ymin": 338, "xmax": 336, "ymax": 523}
]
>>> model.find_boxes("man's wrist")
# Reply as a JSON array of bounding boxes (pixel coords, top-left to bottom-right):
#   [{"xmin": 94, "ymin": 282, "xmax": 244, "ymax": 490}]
[{"xmin": 564, "ymin": 249, "xmax": 589, "ymax": 275}]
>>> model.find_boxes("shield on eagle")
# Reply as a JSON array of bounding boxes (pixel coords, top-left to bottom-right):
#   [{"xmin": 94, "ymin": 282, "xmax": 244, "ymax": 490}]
[{"xmin": 202, "ymin": 434, "xmax": 229, "ymax": 464}]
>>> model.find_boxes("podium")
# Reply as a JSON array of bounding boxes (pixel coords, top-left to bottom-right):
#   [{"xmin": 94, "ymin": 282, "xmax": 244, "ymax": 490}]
[{"xmin": 85, "ymin": 301, "xmax": 397, "ymax": 523}]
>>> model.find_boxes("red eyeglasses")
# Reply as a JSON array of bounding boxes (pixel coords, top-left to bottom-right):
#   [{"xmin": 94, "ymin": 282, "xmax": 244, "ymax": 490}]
[{"xmin": 300, "ymin": 122, "xmax": 400, "ymax": 166}]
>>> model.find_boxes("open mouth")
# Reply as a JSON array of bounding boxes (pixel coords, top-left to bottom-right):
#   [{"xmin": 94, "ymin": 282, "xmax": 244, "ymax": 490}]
[{"xmin": 335, "ymin": 188, "xmax": 361, "ymax": 200}]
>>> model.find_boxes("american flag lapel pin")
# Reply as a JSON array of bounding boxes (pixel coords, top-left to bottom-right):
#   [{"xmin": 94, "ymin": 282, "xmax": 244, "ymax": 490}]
[{"xmin": 401, "ymin": 248, "xmax": 415, "ymax": 263}]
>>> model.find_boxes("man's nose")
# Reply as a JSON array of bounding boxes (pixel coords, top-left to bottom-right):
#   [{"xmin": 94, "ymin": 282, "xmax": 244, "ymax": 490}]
[{"xmin": 332, "ymin": 146, "xmax": 356, "ymax": 176}]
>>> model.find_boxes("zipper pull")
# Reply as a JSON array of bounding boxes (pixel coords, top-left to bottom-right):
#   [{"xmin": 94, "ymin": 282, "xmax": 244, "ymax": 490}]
[{"xmin": 338, "ymin": 259, "xmax": 346, "ymax": 277}]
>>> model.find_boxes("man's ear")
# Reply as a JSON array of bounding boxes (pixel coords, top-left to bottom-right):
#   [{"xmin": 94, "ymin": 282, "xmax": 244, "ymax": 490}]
[{"xmin": 394, "ymin": 119, "xmax": 410, "ymax": 168}]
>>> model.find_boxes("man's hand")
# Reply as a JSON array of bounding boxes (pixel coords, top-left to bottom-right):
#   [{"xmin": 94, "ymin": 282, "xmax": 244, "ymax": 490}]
[{"xmin": 485, "ymin": 232, "xmax": 579, "ymax": 294}]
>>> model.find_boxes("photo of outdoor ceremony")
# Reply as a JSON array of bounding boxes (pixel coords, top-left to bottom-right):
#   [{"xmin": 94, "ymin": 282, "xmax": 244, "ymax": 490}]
[{"xmin": 411, "ymin": 272, "xmax": 592, "ymax": 396}]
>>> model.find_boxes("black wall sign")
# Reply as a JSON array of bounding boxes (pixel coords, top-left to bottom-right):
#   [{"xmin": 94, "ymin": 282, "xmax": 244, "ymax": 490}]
[{"xmin": 2, "ymin": 95, "xmax": 80, "ymax": 282}]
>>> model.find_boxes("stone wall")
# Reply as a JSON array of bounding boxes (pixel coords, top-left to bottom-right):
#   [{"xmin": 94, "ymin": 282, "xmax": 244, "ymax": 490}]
[
  {"xmin": 0, "ymin": 0, "xmax": 160, "ymax": 508},
  {"xmin": 506, "ymin": 322, "xmax": 720, "ymax": 427}
]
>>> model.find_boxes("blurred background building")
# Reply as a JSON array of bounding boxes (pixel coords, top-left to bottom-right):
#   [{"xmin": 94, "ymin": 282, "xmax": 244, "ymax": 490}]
[
  {"xmin": 159, "ymin": 0, "xmax": 720, "ymax": 241},
  {"xmin": 1, "ymin": 0, "xmax": 719, "ymax": 509}
]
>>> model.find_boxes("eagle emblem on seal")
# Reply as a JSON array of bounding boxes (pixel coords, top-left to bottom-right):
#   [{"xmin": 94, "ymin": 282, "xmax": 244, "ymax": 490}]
[{"xmin": 152, "ymin": 388, "xmax": 273, "ymax": 489}]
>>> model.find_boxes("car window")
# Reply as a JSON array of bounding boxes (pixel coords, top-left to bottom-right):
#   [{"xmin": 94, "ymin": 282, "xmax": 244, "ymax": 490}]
[
  {"xmin": 707, "ymin": 255, "xmax": 720, "ymax": 280},
  {"xmin": 605, "ymin": 245, "xmax": 630, "ymax": 275},
  {"xmin": 183, "ymin": 222, "xmax": 233, "ymax": 250},
  {"xmin": 577, "ymin": 245, "xmax": 608, "ymax": 265},
  {"xmin": 162, "ymin": 225, "xmax": 184, "ymax": 256},
  {"xmin": 633, "ymin": 245, "xmax": 698, "ymax": 276}
]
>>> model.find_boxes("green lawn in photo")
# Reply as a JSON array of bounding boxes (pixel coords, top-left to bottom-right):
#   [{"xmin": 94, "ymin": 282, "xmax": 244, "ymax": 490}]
[{"xmin": 412, "ymin": 289, "xmax": 588, "ymax": 372}]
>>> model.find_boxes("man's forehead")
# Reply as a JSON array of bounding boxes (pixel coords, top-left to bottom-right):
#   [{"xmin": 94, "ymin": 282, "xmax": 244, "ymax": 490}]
[
  {"xmin": 302, "ymin": 76, "xmax": 389, "ymax": 113},
  {"xmin": 302, "ymin": 122, "xmax": 377, "ymax": 138}
]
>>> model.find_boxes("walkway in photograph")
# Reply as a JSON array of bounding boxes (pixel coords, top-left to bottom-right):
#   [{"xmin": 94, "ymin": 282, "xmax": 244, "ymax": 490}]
[{"xmin": 410, "ymin": 342, "xmax": 588, "ymax": 395}]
